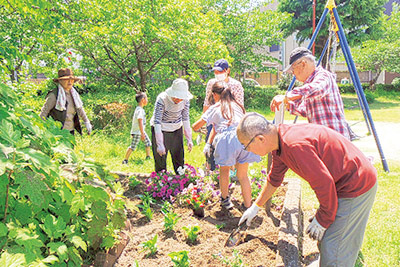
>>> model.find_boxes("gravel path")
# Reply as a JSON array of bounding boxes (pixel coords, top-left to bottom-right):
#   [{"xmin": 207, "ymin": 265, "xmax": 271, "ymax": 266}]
[{"xmin": 349, "ymin": 120, "xmax": 400, "ymax": 165}]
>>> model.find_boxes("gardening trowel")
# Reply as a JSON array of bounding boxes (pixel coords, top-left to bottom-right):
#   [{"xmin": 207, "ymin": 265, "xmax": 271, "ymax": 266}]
[{"xmin": 224, "ymin": 222, "xmax": 248, "ymax": 247}]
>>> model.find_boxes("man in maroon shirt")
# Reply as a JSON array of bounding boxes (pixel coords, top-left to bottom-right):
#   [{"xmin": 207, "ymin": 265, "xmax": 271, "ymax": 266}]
[{"xmin": 237, "ymin": 112, "xmax": 377, "ymax": 266}]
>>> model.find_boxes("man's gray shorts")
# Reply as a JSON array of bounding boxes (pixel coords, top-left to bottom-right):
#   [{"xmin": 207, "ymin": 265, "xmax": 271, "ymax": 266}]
[{"xmin": 318, "ymin": 182, "xmax": 377, "ymax": 267}]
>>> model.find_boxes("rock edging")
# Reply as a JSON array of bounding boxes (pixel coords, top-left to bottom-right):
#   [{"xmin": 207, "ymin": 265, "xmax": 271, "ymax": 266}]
[{"xmin": 276, "ymin": 178, "xmax": 302, "ymax": 267}]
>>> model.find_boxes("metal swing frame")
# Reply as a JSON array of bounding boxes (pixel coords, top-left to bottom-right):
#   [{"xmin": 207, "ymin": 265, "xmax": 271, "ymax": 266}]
[{"xmin": 285, "ymin": 0, "xmax": 389, "ymax": 172}]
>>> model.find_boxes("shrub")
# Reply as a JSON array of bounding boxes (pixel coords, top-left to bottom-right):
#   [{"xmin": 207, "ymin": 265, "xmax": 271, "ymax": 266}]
[
  {"xmin": 0, "ymin": 84, "xmax": 126, "ymax": 266},
  {"xmin": 391, "ymin": 77, "xmax": 400, "ymax": 89}
]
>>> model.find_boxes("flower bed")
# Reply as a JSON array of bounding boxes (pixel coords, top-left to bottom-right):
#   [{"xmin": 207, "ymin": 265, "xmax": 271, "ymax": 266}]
[{"xmin": 117, "ymin": 165, "xmax": 287, "ymax": 266}]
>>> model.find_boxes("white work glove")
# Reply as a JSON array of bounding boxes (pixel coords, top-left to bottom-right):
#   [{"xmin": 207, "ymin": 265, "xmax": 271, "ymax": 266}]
[
  {"xmin": 270, "ymin": 95, "xmax": 285, "ymax": 112},
  {"xmin": 183, "ymin": 120, "xmax": 193, "ymax": 152},
  {"xmin": 203, "ymin": 143, "xmax": 211, "ymax": 157},
  {"xmin": 187, "ymin": 140, "xmax": 193, "ymax": 152},
  {"xmin": 306, "ymin": 217, "xmax": 326, "ymax": 241},
  {"xmin": 238, "ymin": 203, "xmax": 260, "ymax": 226},
  {"xmin": 154, "ymin": 125, "xmax": 166, "ymax": 156},
  {"xmin": 84, "ymin": 121, "xmax": 92, "ymax": 135}
]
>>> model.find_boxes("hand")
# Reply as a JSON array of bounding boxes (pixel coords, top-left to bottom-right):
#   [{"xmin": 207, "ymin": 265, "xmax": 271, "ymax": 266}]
[
  {"xmin": 306, "ymin": 217, "xmax": 326, "ymax": 241},
  {"xmin": 157, "ymin": 144, "xmax": 166, "ymax": 156},
  {"xmin": 203, "ymin": 143, "xmax": 211, "ymax": 157},
  {"xmin": 270, "ymin": 95, "xmax": 285, "ymax": 112},
  {"xmin": 238, "ymin": 203, "xmax": 260, "ymax": 226},
  {"xmin": 140, "ymin": 134, "xmax": 146, "ymax": 141},
  {"xmin": 187, "ymin": 140, "xmax": 193, "ymax": 152},
  {"xmin": 84, "ymin": 121, "xmax": 92, "ymax": 135}
]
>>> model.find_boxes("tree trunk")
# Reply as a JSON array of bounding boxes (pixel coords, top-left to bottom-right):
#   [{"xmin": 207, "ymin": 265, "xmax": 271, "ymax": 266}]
[{"xmin": 369, "ymin": 70, "xmax": 382, "ymax": 89}]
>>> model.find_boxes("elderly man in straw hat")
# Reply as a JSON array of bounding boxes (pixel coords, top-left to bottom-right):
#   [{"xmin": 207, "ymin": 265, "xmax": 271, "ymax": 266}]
[
  {"xmin": 40, "ymin": 68, "xmax": 92, "ymax": 135},
  {"xmin": 150, "ymin": 78, "xmax": 193, "ymax": 174},
  {"xmin": 237, "ymin": 112, "xmax": 377, "ymax": 266}
]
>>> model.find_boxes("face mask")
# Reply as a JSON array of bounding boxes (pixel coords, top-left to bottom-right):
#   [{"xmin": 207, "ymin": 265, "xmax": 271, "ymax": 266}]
[{"xmin": 215, "ymin": 73, "xmax": 227, "ymax": 81}]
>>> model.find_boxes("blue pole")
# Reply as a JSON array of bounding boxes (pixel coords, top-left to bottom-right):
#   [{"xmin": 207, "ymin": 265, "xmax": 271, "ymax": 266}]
[
  {"xmin": 333, "ymin": 7, "xmax": 389, "ymax": 172},
  {"xmin": 335, "ymin": 29, "xmax": 372, "ymax": 134},
  {"xmin": 317, "ymin": 36, "xmax": 330, "ymax": 67}
]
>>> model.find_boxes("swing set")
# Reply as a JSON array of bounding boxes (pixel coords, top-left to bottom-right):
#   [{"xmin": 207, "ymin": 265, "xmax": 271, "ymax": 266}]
[{"xmin": 284, "ymin": 0, "xmax": 389, "ymax": 172}]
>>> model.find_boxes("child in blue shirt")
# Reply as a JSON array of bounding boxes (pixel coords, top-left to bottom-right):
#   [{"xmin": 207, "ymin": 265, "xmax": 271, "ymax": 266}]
[{"xmin": 122, "ymin": 92, "xmax": 151, "ymax": 164}]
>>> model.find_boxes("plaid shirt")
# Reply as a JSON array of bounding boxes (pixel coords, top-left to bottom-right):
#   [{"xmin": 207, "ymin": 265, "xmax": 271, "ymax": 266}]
[
  {"xmin": 287, "ymin": 66, "xmax": 350, "ymax": 140},
  {"xmin": 203, "ymin": 77, "xmax": 244, "ymax": 107}
]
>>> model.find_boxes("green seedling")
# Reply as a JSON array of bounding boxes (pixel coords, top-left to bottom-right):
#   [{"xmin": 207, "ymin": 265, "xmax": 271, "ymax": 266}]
[
  {"xmin": 169, "ymin": 250, "xmax": 190, "ymax": 267},
  {"xmin": 139, "ymin": 234, "xmax": 158, "ymax": 257},
  {"xmin": 164, "ymin": 211, "xmax": 180, "ymax": 233},
  {"xmin": 213, "ymin": 249, "xmax": 245, "ymax": 267},
  {"xmin": 216, "ymin": 223, "xmax": 226, "ymax": 230},
  {"xmin": 137, "ymin": 201, "xmax": 153, "ymax": 221},
  {"xmin": 129, "ymin": 176, "xmax": 141, "ymax": 189},
  {"xmin": 182, "ymin": 225, "xmax": 200, "ymax": 243},
  {"xmin": 161, "ymin": 201, "xmax": 173, "ymax": 214}
]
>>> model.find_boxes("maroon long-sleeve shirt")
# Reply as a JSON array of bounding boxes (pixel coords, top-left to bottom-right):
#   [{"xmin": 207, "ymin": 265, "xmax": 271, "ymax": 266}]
[{"xmin": 268, "ymin": 124, "xmax": 377, "ymax": 228}]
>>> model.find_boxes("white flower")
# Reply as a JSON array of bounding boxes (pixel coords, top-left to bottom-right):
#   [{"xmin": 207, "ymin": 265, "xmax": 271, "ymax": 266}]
[{"xmin": 177, "ymin": 166, "xmax": 185, "ymax": 175}]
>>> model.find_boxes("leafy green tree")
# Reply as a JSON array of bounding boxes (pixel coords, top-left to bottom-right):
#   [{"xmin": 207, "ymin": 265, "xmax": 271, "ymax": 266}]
[
  {"xmin": 62, "ymin": 0, "xmax": 227, "ymax": 91},
  {"xmin": 278, "ymin": 0, "xmax": 386, "ymax": 56},
  {"xmin": 204, "ymin": 0, "xmax": 291, "ymax": 78},
  {"xmin": 351, "ymin": 4, "xmax": 400, "ymax": 86}
]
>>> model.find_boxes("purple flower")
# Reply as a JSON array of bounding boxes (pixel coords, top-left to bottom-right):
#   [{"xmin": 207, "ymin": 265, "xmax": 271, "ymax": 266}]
[
  {"xmin": 152, "ymin": 192, "xmax": 157, "ymax": 197},
  {"xmin": 167, "ymin": 189, "xmax": 173, "ymax": 195},
  {"xmin": 261, "ymin": 169, "xmax": 267, "ymax": 175},
  {"xmin": 147, "ymin": 185, "xmax": 152, "ymax": 191},
  {"xmin": 157, "ymin": 192, "xmax": 163, "ymax": 197}
]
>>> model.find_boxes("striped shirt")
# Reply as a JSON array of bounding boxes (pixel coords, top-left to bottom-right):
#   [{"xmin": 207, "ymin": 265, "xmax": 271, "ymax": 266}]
[
  {"xmin": 150, "ymin": 92, "xmax": 190, "ymax": 132},
  {"xmin": 203, "ymin": 77, "xmax": 244, "ymax": 107},
  {"xmin": 287, "ymin": 66, "xmax": 350, "ymax": 140}
]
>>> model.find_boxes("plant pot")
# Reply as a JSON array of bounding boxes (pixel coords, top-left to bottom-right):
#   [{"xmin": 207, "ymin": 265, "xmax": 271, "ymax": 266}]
[{"xmin": 193, "ymin": 207, "xmax": 205, "ymax": 217}]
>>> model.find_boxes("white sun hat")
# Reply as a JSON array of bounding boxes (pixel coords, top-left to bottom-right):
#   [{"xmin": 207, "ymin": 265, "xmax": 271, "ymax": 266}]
[{"xmin": 165, "ymin": 78, "xmax": 193, "ymax": 100}]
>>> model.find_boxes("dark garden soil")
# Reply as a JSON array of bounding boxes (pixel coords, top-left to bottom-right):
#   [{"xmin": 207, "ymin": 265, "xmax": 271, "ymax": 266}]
[{"xmin": 115, "ymin": 178, "xmax": 288, "ymax": 267}]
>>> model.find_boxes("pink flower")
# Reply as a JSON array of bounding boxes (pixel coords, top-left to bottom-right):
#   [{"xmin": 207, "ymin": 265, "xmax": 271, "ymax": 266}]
[{"xmin": 152, "ymin": 192, "xmax": 157, "ymax": 197}]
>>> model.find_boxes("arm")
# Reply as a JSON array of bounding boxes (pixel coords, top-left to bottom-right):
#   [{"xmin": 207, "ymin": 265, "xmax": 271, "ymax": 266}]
[
  {"xmin": 138, "ymin": 118, "xmax": 145, "ymax": 140},
  {"xmin": 203, "ymin": 80, "xmax": 213, "ymax": 112},
  {"xmin": 192, "ymin": 117, "xmax": 206, "ymax": 132},
  {"xmin": 76, "ymin": 107, "xmax": 92, "ymax": 134},
  {"xmin": 39, "ymin": 93, "xmax": 56, "ymax": 119},
  {"xmin": 153, "ymin": 98, "xmax": 166, "ymax": 155},
  {"xmin": 206, "ymin": 126, "xmax": 217, "ymax": 145},
  {"xmin": 234, "ymin": 82, "xmax": 245, "ymax": 106}
]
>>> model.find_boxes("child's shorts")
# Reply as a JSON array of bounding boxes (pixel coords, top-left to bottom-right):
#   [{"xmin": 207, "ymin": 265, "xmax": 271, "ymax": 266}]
[
  {"xmin": 129, "ymin": 133, "xmax": 151, "ymax": 150},
  {"xmin": 213, "ymin": 127, "xmax": 261, "ymax": 167}
]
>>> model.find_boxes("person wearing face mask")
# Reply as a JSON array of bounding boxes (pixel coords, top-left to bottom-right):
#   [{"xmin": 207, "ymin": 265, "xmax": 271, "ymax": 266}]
[
  {"xmin": 40, "ymin": 68, "xmax": 92, "ymax": 135},
  {"xmin": 202, "ymin": 59, "xmax": 244, "ymax": 172},
  {"xmin": 150, "ymin": 78, "xmax": 193, "ymax": 174}
]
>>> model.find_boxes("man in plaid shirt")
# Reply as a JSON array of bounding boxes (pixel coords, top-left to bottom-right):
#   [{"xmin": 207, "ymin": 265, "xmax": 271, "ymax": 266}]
[{"xmin": 271, "ymin": 47, "xmax": 350, "ymax": 140}]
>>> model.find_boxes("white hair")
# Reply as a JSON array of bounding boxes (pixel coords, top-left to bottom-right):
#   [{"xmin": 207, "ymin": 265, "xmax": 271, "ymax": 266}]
[{"xmin": 238, "ymin": 112, "xmax": 274, "ymax": 140}]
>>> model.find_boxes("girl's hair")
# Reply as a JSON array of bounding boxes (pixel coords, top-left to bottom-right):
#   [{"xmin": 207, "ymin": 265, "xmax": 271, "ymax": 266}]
[{"xmin": 211, "ymin": 81, "xmax": 245, "ymax": 123}]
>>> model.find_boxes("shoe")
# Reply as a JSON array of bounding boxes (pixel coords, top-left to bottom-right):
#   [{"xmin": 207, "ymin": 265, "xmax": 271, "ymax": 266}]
[
  {"xmin": 145, "ymin": 156, "xmax": 151, "ymax": 160},
  {"xmin": 220, "ymin": 196, "xmax": 234, "ymax": 209},
  {"xmin": 122, "ymin": 159, "xmax": 128, "ymax": 164}
]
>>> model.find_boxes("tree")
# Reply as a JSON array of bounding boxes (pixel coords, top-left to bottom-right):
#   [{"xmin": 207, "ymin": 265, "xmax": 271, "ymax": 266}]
[
  {"xmin": 204, "ymin": 0, "xmax": 291, "ymax": 78},
  {"xmin": 351, "ymin": 4, "xmax": 400, "ymax": 86},
  {"xmin": 62, "ymin": 0, "xmax": 227, "ymax": 91},
  {"xmin": 278, "ymin": 0, "xmax": 387, "ymax": 56}
]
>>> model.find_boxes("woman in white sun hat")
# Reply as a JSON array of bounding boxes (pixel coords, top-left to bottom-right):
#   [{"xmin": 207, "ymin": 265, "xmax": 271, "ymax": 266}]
[{"xmin": 150, "ymin": 78, "xmax": 193, "ymax": 174}]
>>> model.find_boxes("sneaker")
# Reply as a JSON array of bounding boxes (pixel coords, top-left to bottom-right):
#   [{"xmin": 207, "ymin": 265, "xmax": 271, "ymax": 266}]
[
  {"xmin": 122, "ymin": 159, "xmax": 128, "ymax": 164},
  {"xmin": 145, "ymin": 156, "xmax": 151, "ymax": 160},
  {"xmin": 220, "ymin": 196, "xmax": 234, "ymax": 209}
]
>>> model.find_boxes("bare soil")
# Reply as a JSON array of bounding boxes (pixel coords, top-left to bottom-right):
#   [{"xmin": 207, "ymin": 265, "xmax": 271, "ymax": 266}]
[{"xmin": 115, "ymin": 179, "xmax": 288, "ymax": 267}]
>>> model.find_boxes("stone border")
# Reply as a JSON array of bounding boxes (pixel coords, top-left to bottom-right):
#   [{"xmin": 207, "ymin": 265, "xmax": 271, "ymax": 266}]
[{"xmin": 276, "ymin": 178, "xmax": 302, "ymax": 267}]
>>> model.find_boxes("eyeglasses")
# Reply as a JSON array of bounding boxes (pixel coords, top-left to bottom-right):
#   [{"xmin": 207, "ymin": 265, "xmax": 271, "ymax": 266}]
[{"xmin": 243, "ymin": 134, "xmax": 260, "ymax": 151}]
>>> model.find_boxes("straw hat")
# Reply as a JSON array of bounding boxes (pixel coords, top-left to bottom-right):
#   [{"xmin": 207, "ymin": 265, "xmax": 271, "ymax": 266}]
[
  {"xmin": 53, "ymin": 68, "xmax": 80, "ymax": 82},
  {"xmin": 165, "ymin": 78, "xmax": 193, "ymax": 100}
]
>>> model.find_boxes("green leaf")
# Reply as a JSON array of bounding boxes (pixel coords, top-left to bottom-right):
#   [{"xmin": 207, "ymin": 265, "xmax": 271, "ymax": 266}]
[
  {"xmin": 69, "ymin": 193, "xmax": 85, "ymax": 215},
  {"xmin": 14, "ymin": 169, "xmax": 48, "ymax": 207},
  {"xmin": 14, "ymin": 201, "xmax": 34, "ymax": 225},
  {"xmin": 10, "ymin": 227, "xmax": 44, "ymax": 250},
  {"xmin": 0, "ymin": 120, "xmax": 20, "ymax": 145},
  {"xmin": 101, "ymin": 235, "xmax": 115, "ymax": 249},
  {"xmin": 111, "ymin": 211, "xmax": 126, "ymax": 229},
  {"xmin": 0, "ymin": 222, "xmax": 8, "ymax": 237},
  {"xmin": 41, "ymin": 214, "xmax": 66, "ymax": 239},
  {"xmin": 70, "ymin": 235, "xmax": 87, "ymax": 252},
  {"xmin": 67, "ymin": 246, "xmax": 82, "ymax": 266},
  {"xmin": 0, "ymin": 252, "xmax": 26, "ymax": 267},
  {"xmin": 82, "ymin": 185, "xmax": 110, "ymax": 202},
  {"xmin": 20, "ymin": 148, "xmax": 53, "ymax": 173},
  {"xmin": 48, "ymin": 242, "xmax": 68, "ymax": 262},
  {"xmin": 42, "ymin": 255, "xmax": 59, "ymax": 264}
]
